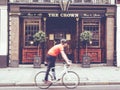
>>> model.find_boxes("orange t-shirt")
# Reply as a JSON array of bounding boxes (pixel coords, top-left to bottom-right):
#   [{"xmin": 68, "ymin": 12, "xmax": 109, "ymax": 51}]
[{"xmin": 48, "ymin": 44, "xmax": 64, "ymax": 57}]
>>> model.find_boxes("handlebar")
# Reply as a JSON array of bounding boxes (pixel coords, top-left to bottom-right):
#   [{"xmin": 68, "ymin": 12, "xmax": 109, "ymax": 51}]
[{"xmin": 63, "ymin": 61, "xmax": 72, "ymax": 68}]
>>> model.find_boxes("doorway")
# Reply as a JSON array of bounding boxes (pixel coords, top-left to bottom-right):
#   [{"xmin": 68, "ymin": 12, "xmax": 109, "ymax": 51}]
[{"xmin": 46, "ymin": 17, "xmax": 76, "ymax": 62}]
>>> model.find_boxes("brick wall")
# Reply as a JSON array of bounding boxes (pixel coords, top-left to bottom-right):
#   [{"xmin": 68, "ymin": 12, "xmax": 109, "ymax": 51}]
[{"xmin": 0, "ymin": 0, "xmax": 7, "ymax": 5}]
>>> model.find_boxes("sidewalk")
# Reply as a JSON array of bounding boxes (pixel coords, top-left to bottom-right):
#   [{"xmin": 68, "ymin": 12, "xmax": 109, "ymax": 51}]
[{"xmin": 0, "ymin": 64, "xmax": 120, "ymax": 86}]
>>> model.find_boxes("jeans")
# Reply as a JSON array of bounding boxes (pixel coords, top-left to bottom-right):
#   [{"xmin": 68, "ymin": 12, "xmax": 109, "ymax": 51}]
[{"xmin": 44, "ymin": 55, "xmax": 56, "ymax": 81}]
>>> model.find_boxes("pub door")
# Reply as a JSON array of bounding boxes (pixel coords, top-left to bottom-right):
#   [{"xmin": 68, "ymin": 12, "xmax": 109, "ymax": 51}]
[{"xmin": 46, "ymin": 17, "xmax": 76, "ymax": 63}]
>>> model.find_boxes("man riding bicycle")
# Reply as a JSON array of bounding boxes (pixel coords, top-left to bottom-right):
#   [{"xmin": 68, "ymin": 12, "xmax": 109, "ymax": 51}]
[{"xmin": 44, "ymin": 39, "xmax": 72, "ymax": 84}]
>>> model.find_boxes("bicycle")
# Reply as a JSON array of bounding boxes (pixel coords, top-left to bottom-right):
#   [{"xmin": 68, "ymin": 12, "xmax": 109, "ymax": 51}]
[{"xmin": 34, "ymin": 63, "xmax": 80, "ymax": 89}]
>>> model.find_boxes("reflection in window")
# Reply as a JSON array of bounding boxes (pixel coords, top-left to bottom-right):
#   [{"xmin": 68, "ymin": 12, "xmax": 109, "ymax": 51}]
[{"xmin": 82, "ymin": 19, "xmax": 100, "ymax": 47}]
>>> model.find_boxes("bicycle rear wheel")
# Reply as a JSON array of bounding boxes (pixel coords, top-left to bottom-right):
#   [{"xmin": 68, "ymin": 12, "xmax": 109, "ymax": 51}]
[
  {"xmin": 34, "ymin": 71, "xmax": 52, "ymax": 89},
  {"xmin": 62, "ymin": 71, "xmax": 80, "ymax": 89}
]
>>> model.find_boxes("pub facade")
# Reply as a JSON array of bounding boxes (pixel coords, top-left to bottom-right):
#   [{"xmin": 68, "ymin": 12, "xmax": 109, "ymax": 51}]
[{"xmin": 8, "ymin": 0, "xmax": 116, "ymax": 67}]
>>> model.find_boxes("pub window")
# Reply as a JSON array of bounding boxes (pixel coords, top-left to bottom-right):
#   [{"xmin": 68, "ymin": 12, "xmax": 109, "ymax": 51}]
[
  {"xmin": 33, "ymin": 0, "xmax": 44, "ymax": 2},
  {"xmin": 82, "ymin": 19, "xmax": 100, "ymax": 47},
  {"xmin": 74, "ymin": 0, "xmax": 82, "ymax": 3},
  {"xmin": 44, "ymin": 0, "xmax": 50, "ymax": 2},
  {"xmin": 84, "ymin": 0, "xmax": 92, "ymax": 3},
  {"xmin": 24, "ymin": 19, "xmax": 40, "ymax": 47},
  {"xmin": 74, "ymin": 0, "xmax": 92, "ymax": 3},
  {"xmin": 96, "ymin": 0, "xmax": 110, "ymax": 4}
]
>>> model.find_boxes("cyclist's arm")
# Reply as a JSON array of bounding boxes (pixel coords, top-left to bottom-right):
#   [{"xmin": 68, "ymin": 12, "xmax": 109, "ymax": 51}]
[{"xmin": 60, "ymin": 50, "xmax": 70, "ymax": 64}]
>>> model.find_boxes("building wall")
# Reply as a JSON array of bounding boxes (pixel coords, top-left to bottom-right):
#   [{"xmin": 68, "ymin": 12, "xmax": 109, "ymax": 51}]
[
  {"xmin": 0, "ymin": 0, "xmax": 7, "ymax": 5},
  {"xmin": 117, "ymin": 4, "xmax": 120, "ymax": 67},
  {"xmin": 0, "ymin": 6, "xmax": 8, "ymax": 68}
]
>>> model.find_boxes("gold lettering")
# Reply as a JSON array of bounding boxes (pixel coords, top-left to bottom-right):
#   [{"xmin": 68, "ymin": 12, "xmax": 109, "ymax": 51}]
[
  {"xmin": 60, "ymin": 13, "xmax": 64, "ymax": 17},
  {"xmin": 48, "ymin": 13, "xmax": 58, "ymax": 17},
  {"xmin": 60, "ymin": 13, "xmax": 79, "ymax": 17},
  {"xmin": 71, "ymin": 14, "xmax": 74, "ymax": 17},
  {"xmin": 75, "ymin": 14, "xmax": 79, "ymax": 17},
  {"xmin": 48, "ymin": 13, "xmax": 79, "ymax": 17}
]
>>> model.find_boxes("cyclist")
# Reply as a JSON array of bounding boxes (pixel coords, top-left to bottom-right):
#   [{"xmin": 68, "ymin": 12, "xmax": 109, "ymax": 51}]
[{"xmin": 44, "ymin": 39, "xmax": 72, "ymax": 84}]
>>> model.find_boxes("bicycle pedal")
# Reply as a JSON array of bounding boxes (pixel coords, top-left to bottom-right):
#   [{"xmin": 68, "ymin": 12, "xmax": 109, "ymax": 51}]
[{"xmin": 57, "ymin": 79, "xmax": 61, "ymax": 81}]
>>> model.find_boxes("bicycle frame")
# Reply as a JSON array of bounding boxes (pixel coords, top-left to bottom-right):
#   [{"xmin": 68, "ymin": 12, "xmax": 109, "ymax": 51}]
[{"xmin": 50, "ymin": 64, "xmax": 70, "ymax": 82}]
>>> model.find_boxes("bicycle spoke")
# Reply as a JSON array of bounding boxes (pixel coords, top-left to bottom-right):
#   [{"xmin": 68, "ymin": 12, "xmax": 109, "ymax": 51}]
[
  {"xmin": 62, "ymin": 71, "xmax": 80, "ymax": 89},
  {"xmin": 34, "ymin": 71, "xmax": 52, "ymax": 89}
]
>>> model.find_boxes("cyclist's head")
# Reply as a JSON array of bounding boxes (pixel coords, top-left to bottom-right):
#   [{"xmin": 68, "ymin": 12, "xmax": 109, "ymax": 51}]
[{"xmin": 60, "ymin": 39, "xmax": 67, "ymax": 45}]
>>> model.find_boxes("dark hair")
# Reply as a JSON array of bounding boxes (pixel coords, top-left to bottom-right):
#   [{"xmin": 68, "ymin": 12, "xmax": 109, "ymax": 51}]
[{"xmin": 60, "ymin": 39, "xmax": 67, "ymax": 44}]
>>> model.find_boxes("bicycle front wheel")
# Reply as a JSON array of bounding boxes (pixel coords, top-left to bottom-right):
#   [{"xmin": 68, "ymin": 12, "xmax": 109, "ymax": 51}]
[
  {"xmin": 34, "ymin": 71, "xmax": 52, "ymax": 89},
  {"xmin": 62, "ymin": 71, "xmax": 80, "ymax": 89}
]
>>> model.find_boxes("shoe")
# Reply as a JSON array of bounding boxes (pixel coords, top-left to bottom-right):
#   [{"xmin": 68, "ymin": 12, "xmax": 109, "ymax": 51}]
[{"xmin": 44, "ymin": 80, "xmax": 52, "ymax": 85}]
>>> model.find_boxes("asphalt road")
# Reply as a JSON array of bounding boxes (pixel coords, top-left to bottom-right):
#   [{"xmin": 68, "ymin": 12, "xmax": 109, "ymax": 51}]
[{"xmin": 0, "ymin": 85, "xmax": 120, "ymax": 90}]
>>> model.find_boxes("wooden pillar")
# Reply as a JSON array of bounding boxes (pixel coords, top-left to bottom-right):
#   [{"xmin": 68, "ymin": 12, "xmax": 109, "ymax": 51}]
[
  {"xmin": 43, "ymin": 17, "xmax": 47, "ymax": 33},
  {"xmin": 43, "ymin": 17, "xmax": 47, "ymax": 63},
  {"xmin": 75, "ymin": 18, "xmax": 80, "ymax": 63}
]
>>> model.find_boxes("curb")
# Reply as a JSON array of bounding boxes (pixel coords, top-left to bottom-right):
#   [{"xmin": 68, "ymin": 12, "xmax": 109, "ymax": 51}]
[
  {"xmin": 80, "ymin": 82, "xmax": 120, "ymax": 85},
  {"xmin": 0, "ymin": 82, "xmax": 120, "ymax": 87}
]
